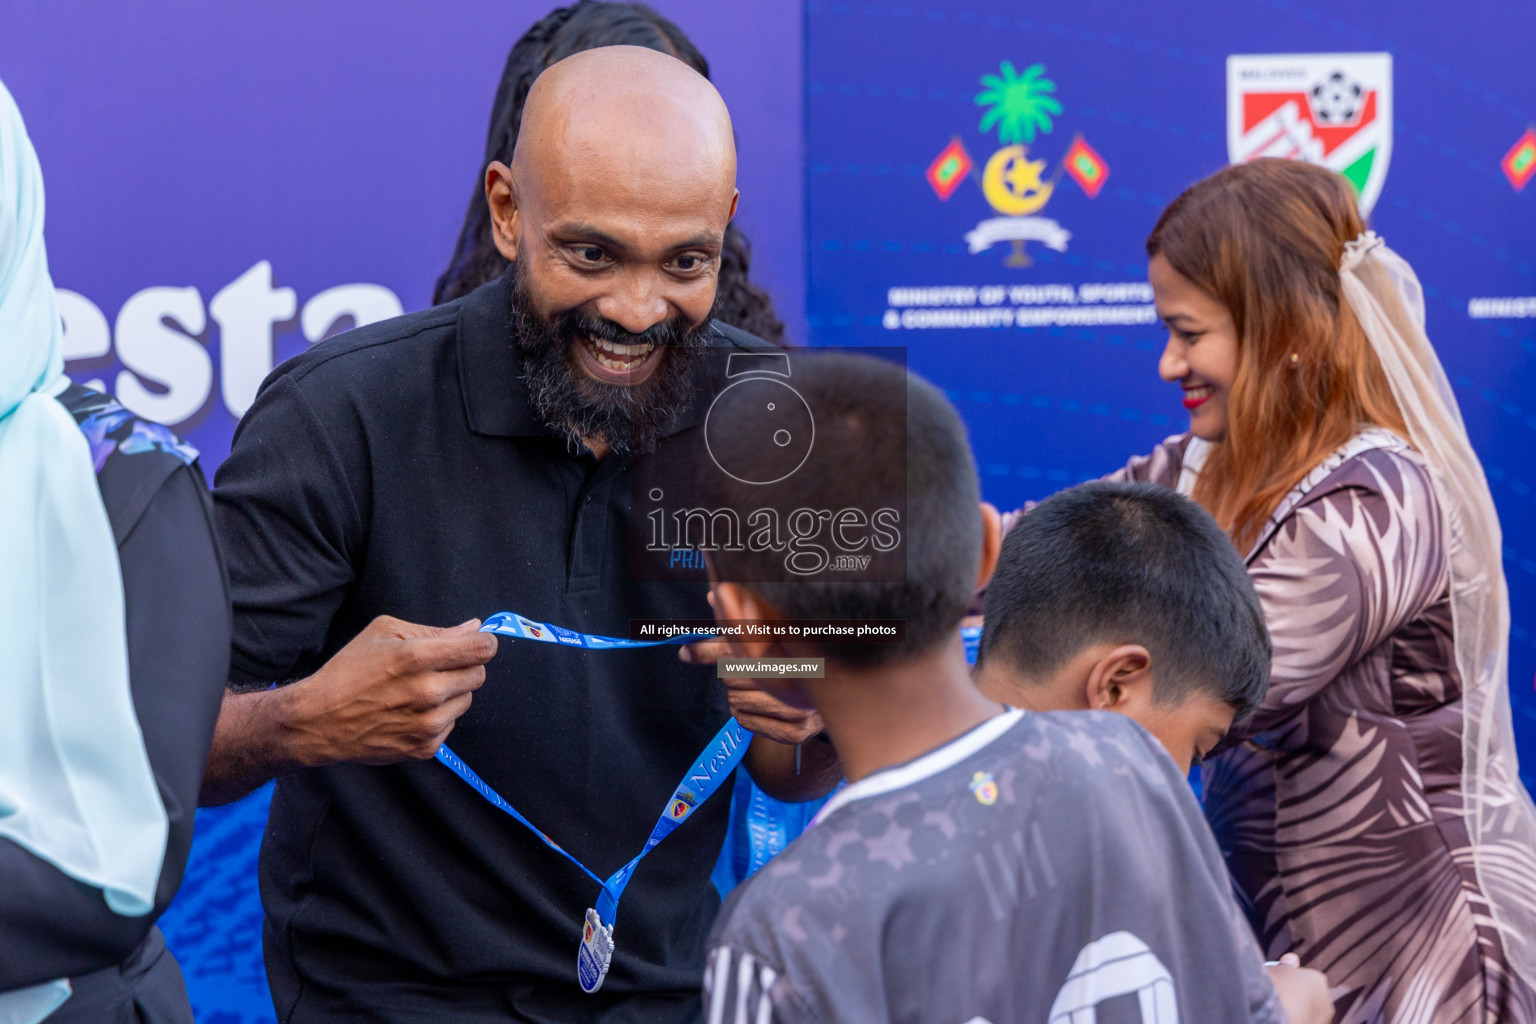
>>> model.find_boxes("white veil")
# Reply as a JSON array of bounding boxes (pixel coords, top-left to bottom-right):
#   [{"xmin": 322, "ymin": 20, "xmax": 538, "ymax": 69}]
[{"xmin": 1340, "ymin": 231, "xmax": 1536, "ymax": 989}]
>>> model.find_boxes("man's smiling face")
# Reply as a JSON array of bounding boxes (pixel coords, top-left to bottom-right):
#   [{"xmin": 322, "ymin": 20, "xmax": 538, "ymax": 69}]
[{"xmin": 485, "ymin": 46, "xmax": 740, "ymax": 454}]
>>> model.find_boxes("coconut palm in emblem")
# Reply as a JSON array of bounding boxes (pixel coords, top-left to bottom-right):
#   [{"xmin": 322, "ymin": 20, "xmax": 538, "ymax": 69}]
[
  {"xmin": 975, "ymin": 61, "xmax": 1061, "ymax": 145},
  {"xmin": 972, "ymin": 63, "xmax": 1067, "ymax": 265}
]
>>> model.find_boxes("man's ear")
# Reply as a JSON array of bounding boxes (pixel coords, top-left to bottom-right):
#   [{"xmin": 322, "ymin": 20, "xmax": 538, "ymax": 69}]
[
  {"xmin": 1083, "ymin": 644, "xmax": 1154, "ymax": 712},
  {"xmin": 975, "ymin": 501, "xmax": 1003, "ymax": 591},
  {"xmin": 485, "ymin": 161, "xmax": 521, "ymax": 263},
  {"xmin": 727, "ymin": 188, "xmax": 739, "ymax": 223},
  {"xmin": 709, "ymin": 581, "xmax": 777, "ymax": 659}
]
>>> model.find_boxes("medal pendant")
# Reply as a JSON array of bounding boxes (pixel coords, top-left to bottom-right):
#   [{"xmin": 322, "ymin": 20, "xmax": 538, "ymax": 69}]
[{"xmin": 576, "ymin": 907, "xmax": 615, "ymax": 994}]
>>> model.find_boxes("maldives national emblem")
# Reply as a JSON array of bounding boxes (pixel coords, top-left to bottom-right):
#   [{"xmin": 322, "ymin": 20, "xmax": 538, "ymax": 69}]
[
  {"xmin": 1227, "ymin": 53, "xmax": 1392, "ymax": 214},
  {"xmin": 926, "ymin": 61, "xmax": 1110, "ymax": 268}
]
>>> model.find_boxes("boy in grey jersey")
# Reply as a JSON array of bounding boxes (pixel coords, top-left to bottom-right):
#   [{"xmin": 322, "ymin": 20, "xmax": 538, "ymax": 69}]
[
  {"xmin": 708, "ymin": 709, "xmax": 1281, "ymax": 1023},
  {"xmin": 692, "ymin": 353, "xmax": 1329, "ymax": 1024}
]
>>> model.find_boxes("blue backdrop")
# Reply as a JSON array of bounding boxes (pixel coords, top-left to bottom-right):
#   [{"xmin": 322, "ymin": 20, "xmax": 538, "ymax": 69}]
[
  {"xmin": 804, "ymin": 0, "xmax": 1535, "ymax": 771},
  {"xmin": 5, "ymin": 1, "xmax": 1534, "ymax": 1020}
]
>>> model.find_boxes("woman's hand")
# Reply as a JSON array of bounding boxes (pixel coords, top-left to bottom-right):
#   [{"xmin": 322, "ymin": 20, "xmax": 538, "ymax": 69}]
[{"xmin": 1264, "ymin": 953, "xmax": 1331, "ymax": 1024}]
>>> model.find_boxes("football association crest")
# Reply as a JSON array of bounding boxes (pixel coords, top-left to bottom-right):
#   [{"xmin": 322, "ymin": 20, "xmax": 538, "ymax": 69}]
[
  {"xmin": 669, "ymin": 788, "xmax": 697, "ymax": 821},
  {"xmin": 1227, "ymin": 53, "xmax": 1392, "ymax": 214},
  {"xmin": 926, "ymin": 61, "xmax": 1110, "ymax": 267},
  {"xmin": 969, "ymin": 770, "xmax": 999, "ymax": 806}
]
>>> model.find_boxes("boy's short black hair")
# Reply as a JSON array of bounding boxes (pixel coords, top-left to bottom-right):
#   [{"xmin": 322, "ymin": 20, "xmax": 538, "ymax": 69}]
[
  {"xmin": 695, "ymin": 352, "xmax": 980, "ymax": 667},
  {"xmin": 977, "ymin": 481, "xmax": 1270, "ymax": 720}
]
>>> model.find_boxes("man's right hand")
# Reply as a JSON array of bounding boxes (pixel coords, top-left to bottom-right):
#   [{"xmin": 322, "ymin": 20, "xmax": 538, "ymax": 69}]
[
  {"xmin": 199, "ymin": 617, "xmax": 498, "ymax": 806},
  {"xmin": 284, "ymin": 617, "xmax": 498, "ymax": 765}
]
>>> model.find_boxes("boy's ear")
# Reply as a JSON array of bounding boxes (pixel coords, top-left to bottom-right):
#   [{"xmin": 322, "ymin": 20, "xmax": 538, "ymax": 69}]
[
  {"xmin": 976, "ymin": 501, "xmax": 1003, "ymax": 591},
  {"xmin": 709, "ymin": 582, "xmax": 777, "ymax": 659},
  {"xmin": 1083, "ymin": 644, "xmax": 1155, "ymax": 712}
]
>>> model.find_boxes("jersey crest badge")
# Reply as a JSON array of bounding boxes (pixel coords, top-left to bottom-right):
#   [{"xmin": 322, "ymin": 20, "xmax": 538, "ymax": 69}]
[{"xmin": 969, "ymin": 771, "xmax": 999, "ymax": 806}]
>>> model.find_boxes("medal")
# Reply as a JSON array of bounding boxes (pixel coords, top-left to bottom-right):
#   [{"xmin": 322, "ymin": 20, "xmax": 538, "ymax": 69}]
[
  {"xmin": 436, "ymin": 612, "xmax": 752, "ymax": 993},
  {"xmin": 577, "ymin": 907, "xmax": 616, "ymax": 993}
]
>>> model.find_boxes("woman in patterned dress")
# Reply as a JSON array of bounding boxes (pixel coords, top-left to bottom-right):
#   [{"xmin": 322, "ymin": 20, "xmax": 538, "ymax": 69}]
[{"xmin": 1014, "ymin": 159, "xmax": 1536, "ymax": 1023}]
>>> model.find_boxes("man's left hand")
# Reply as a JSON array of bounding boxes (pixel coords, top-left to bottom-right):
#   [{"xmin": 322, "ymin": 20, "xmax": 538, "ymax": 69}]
[
  {"xmin": 682, "ymin": 639, "xmax": 840, "ymax": 800},
  {"xmin": 681, "ymin": 639, "xmax": 824, "ymax": 744},
  {"xmin": 721, "ymin": 676, "xmax": 825, "ymax": 745}
]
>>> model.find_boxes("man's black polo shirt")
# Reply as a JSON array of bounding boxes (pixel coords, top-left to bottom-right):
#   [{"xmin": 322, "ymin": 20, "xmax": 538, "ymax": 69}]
[{"xmin": 214, "ymin": 271, "xmax": 773, "ymax": 1024}]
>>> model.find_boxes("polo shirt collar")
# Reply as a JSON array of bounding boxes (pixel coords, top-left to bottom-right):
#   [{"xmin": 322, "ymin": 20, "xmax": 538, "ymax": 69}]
[{"xmin": 457, "ymin": 269, "xmax": 550, "ymax": 438}]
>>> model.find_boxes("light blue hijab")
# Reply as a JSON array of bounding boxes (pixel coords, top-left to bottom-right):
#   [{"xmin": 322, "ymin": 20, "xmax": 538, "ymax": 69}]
[{"xmin": 0, "ymin": 79, "xmax": 167, "ymax": 1019}]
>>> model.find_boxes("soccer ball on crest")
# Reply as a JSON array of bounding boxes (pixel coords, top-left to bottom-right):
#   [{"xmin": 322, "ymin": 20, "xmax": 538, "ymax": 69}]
[{"xmin": 1309, "ymin": 71, "xmax": 1364, "ymax": 125}]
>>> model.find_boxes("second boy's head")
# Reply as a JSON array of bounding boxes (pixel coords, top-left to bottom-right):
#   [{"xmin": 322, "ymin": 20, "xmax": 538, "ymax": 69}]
[
  {"xmin": 974, "ymin": 482, "xmax": 1270, "ymax": 772},
  {"xmin": 696, "ymin": 352, "xmax": 999, "ymax": 688}
]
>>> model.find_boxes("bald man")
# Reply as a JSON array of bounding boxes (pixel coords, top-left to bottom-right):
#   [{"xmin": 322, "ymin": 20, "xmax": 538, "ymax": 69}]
[{"xmin": 204, "ymin": 47, "xmax": 838, "ymax": 1023}]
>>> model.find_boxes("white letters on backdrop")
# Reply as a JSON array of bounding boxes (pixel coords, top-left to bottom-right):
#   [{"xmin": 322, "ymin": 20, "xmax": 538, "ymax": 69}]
[
  {"xmin": 210, "ymin": 261, "xmax": 297, "ymax": 419},
  {"xmin": 115, "ymin": 285, "xmax": 212, "ymax": 426},
  {"xmin": 59, "ymin": 263, "xmax": 403, "ymax": 427},
  {"xmin": 301, "ymin": 283, "xmax": 403, "ymax": 344},
  {"xmin": 58, "ymin": 289, "xmax": 112, "ymax": 361}
]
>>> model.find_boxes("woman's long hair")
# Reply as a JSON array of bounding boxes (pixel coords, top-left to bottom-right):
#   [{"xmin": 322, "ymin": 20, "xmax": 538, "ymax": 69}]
[
  {"xmin": 433, "ymin": 1, "xmax": 786, "ymax": 345},
  {"xmin": 1146, "ymin": 159, "xmax": 1407, "ymax": 550}
]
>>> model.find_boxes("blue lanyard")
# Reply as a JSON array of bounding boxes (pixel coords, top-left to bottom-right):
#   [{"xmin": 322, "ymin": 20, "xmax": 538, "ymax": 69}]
[
  {"xmin": 743, "ymin": 776, "xmax": 792, "ymax": 875},
  {"xmin": 435, "ymin": 717, "xmax": 747, "ymax": 923},
  {"xmin": 961, "ymin": 623, "xmax": 982, "ymax": 666},
  {"xmin": 479, "ymin": 610, "xmax": 718, "ymax": 649},
  {"xmin": 435, "ymin": 611, "xmax": 746, "ymax": 992}
]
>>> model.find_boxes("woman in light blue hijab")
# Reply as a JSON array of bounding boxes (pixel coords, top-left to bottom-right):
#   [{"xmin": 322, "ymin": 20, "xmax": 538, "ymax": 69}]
[{"xmin": 0, "ymin": 79, "xmax": 230, "ymax": 1024}]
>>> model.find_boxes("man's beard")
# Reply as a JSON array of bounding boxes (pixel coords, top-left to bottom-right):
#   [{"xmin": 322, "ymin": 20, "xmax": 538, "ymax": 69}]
[{"xmin": 510, "ymin": 263, "xmax": 716, "ymax": 456}]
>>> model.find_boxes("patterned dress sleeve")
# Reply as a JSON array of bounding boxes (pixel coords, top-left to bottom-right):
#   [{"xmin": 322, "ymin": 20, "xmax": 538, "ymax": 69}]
[
  {"xmin": 1235, "ymin": 452, "xmax": 1448, "ymax": 738},
  {"xmin": 997, "ymin": 434, "xmax": 1190, "ymax": 536},
  {"xmin": 1100, "ymin": 432, "xmax": 1190, "ymax": 487}
]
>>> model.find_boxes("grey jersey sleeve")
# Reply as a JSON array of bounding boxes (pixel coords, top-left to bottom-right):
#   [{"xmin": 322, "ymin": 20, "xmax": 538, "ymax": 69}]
[
  {"xmin": 1096, "ymin": 715, "xmax": 1283, "ymax": 1023},
  {"xmin": 704, "ymin": 945, "xmax": 820, "ymax": 1024}
]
